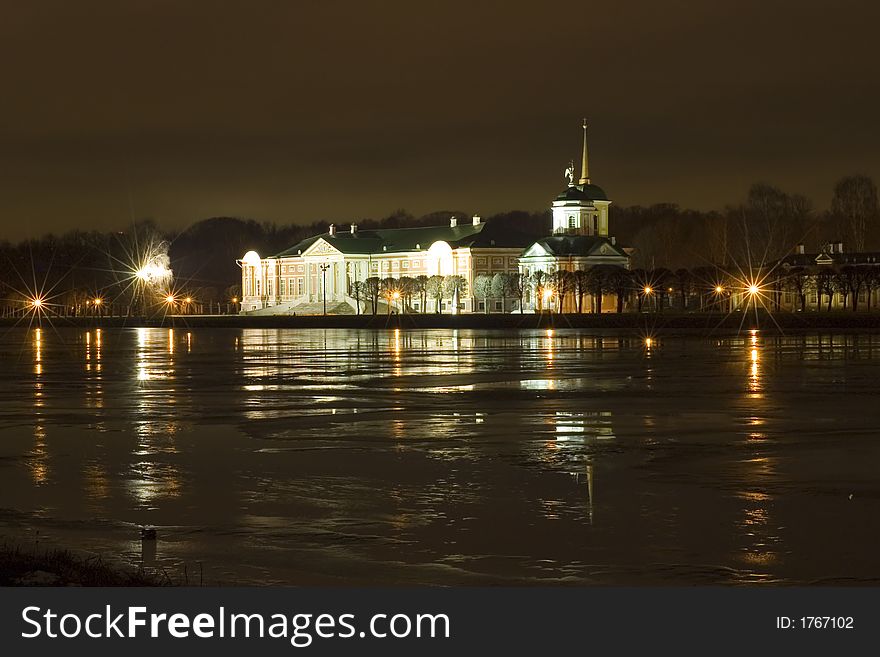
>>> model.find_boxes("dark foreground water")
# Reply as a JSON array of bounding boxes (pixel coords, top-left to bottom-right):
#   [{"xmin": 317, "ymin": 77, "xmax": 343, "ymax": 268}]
[{"xmin": 2, "ymin": 326, "xmax": 879, "ymax": 585}]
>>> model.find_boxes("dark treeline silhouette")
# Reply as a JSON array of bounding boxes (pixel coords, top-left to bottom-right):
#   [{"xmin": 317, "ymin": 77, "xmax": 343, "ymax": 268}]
[
  {"xmin": 617, "ymin": 177, "xmax": 879, "ymax": 270},
  {"xmin": 2, "ymin": 175, "xmax": 878, "ymax": 313}
]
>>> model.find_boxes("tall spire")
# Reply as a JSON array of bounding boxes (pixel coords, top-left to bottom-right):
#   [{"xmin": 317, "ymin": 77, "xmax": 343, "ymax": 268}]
[{"xmin": 578, "ymin": 118, "xmax": 590, "ymax": 185}]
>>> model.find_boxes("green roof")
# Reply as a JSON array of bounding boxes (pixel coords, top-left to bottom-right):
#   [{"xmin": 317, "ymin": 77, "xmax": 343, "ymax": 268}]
[
  {"xmin": 524, "ymin": 235, "xmax": 628, "ymax": 258},
  {"xmin": 554, "ymin": 183, "xmax": 608, "ymax": 202},
  {"xmin": 272, "ymin": 221, "xmax": 535, "ymax": 258}
]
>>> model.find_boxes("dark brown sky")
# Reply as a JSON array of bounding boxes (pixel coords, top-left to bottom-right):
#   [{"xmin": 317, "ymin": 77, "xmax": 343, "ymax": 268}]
[{"xmin": 2, "ymin": 0, "xmax": 879, "ymax": 239}]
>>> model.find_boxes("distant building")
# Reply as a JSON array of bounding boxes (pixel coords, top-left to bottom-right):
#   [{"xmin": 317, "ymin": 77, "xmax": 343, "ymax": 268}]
[
  {"xmin": 519, "ymin": 119, "xmax": 630, "ymax": 312},
  {"xmin": 238, "ymin": 121, "xmax": 631, "ymax": 314},
  {"xmin": 238, "ymin": 217, "xmax": 530, "ymax": 314},
  {"xmin": 774, "ymin": 242, "xmax": 880, "ymax": 311}
]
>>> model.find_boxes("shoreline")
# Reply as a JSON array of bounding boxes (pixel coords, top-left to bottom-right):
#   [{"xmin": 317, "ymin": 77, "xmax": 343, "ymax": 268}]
[
  {"xmin": 0, "ymin": 539, "xmax": 167, "ymax": 587},
  {"xmin": 6, "ymin": 311, "xmax": 880, "ymax": 332}
]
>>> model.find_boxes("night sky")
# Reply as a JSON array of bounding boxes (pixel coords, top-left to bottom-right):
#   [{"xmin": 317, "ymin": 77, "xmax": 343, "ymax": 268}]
[{"xmin": 2, "ymin": 0, "xmax": 878, "ymax": 239}]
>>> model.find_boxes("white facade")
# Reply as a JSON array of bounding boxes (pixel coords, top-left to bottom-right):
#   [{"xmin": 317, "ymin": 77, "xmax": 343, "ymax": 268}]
[
  {"xmin": 238, "ymin": 217, "xmax": 524, "ymax": 314},
  {"xmin": 237, "ymin": 121, "xmax": 630, "ymax": 315}
]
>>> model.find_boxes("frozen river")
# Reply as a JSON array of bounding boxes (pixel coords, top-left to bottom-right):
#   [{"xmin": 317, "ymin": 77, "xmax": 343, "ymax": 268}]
[{"xmin": 2, "ymin": 326, "xmax": 879, "ymax": 585}]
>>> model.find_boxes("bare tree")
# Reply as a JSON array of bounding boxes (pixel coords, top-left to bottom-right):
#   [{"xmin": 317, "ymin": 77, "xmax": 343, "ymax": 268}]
[
  {"xmin": 415, "ymin": 275, "xmax": 428, "ymax": 312},
  {"xmin": 443, "ymin": 275, "xmax": 468, "ymax": 313},
  {"xmin": 505, "ymin": 272, "xmax": 526, "ymax": 314},
  {"xmin": 352, "ymin": 280, "xmax": 365, "ymax": 314},
  {"xmin": 782, "ymin": 266, "xmax": 811, "ymax": 312},
  {"xmin": 605, "ymin": 267, "xmax": 632, "ymax": 313},
  {"xmin": 426, "ymin": 275, "xmax": 445, "ymax": 313},
  {"xmin": 629, "ymin": 268, "xmax": 650, "ymax": 312},
  {"xmin": 586, "ymin": 267, "xmax": 610, "ymax": 313},
  {"xmin": 651, "ymin": 268, "xmax": 673, "ymax": 313},
  {"xmin": 832, "ymin": 270, "xmax": 850, "ymax": 309},
  {"xmin": 364, "ymin": 277, "xmax": 381, "ymax": 315},
  {"xmin": 398, "ymin": 276, "xmax": 418, "ymax": 313},
  {"xmin": 831, "ymin": 175, "xmax": 878, "ymax": 252},
  {"xmin": 572, "ymin": 270, "xmax": 590, "ymax": 313},
  {"xmin": 473, "ymin": 274, "xmax": 493, "ymax": 313},
  {"xmin": 841, "ymin": 265, "xmax": 871, "ymax": 311},
  {"xmin": 673, "ymin": 268, "xmax": 693, "ymax": 310},
  {"xmin": 814, "ymin": 268, "xmax": 836, "ymax": 312},
  {"xmin": 491, "ymin": 273, "xmax": 506, "ymax": 312},
  {"xmin": 550, "ymin": 270, "xmax": 573, "ymax": 313}
]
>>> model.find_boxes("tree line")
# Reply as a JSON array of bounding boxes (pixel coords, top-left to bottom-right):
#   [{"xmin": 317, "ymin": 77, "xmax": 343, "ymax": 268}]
[
  {"xmin": 1, "ymin": 175, "xmax": 877, "ymax": 314},
  {"xmin": 621, "ymin": 175, "xmax": 879, "ymax": 271}
]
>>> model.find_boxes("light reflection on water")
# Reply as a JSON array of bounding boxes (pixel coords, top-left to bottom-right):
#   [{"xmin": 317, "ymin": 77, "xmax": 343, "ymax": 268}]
[{"xmin": 2, "ymin": 327, "xmax": 880, "ymax": 585}]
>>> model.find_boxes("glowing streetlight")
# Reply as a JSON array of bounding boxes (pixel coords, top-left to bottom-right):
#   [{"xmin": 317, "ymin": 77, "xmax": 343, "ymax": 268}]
[
  {"xmin": 748, "ymin": 284, "xmax": 760, "ymax": 296},
  {"xmin": 541, "ymin": 287, "xmax": 554, "ymax": 312},
  {"xmin": 384, "ymin": 289, "xmax": 401, "ymax": 316},
  {"xmin": 135, "ymin": 260, "xmax": 172, "ymax": 285},
  {"xmin": 31, "ymin": 298, "xmax": 43, "ymax": 309},
  {"xmin": 643, "ymin": 286, "xmax": 653, "ymax": 295},
  {"xmin": 94, "ymin": 297, "xmax": 103, "ymax": 306},
  {"xmin": 165, "ymin": 295, "xmax": 176, "ymax": 305},
  {"xmin": 715, "ymin": 286, "xmax": 724, "ymax": 294},
  {"xmin": 645, "ymin": 337, "xmax": 653, "ymax": 348}
]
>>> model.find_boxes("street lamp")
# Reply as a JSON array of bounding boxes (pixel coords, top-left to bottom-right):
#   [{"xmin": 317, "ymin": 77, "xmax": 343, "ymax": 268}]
[
  {"xmin": 542, "ymin": 287, "xmax": 553, "ymax": 313},
  {"xmin": 641, "ymin": 285, "xmax": 653, "ymax": 312},
  {"xmin": 387, "ymin": 289, "xmax": 400, "ymax": 316},
  {"xmin": 319, "ymin": 263, "xmax": 330, "ymax": 315},
  {"xmin": 712, "ymin": 285, "xmax": 725, "ymax": 312}
]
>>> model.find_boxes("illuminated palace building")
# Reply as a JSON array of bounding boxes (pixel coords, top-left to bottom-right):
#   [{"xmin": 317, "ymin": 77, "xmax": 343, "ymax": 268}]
[{"xmin": 238, "ymin": 121, "xmax": 630, "ymax": 314}]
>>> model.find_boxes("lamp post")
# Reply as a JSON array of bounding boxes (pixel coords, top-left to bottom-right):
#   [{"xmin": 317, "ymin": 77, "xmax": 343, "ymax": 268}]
[
  {"xmin": 542, "ymin": 287, "xmax": 554, "ymax": 314},
  {"xmin": 319, "ymin": 263, "xmax": 330, "ymax": 315},
  {"xmin": 388, "ymin": 289, "xmax": 400, "ymax": 316},
  {"xmin": 643, "ymin": 285, "xmax": 653, "ymax": 312},
  {"xmin": 713, "ymin": 285, "xmax": 725, "ymax": 312}
]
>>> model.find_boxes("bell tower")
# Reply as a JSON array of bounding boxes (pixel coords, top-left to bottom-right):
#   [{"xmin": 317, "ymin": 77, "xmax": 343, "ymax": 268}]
[{"xmin": 551, "ymin": 119, "xmax": 611, "ymax": 236}]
